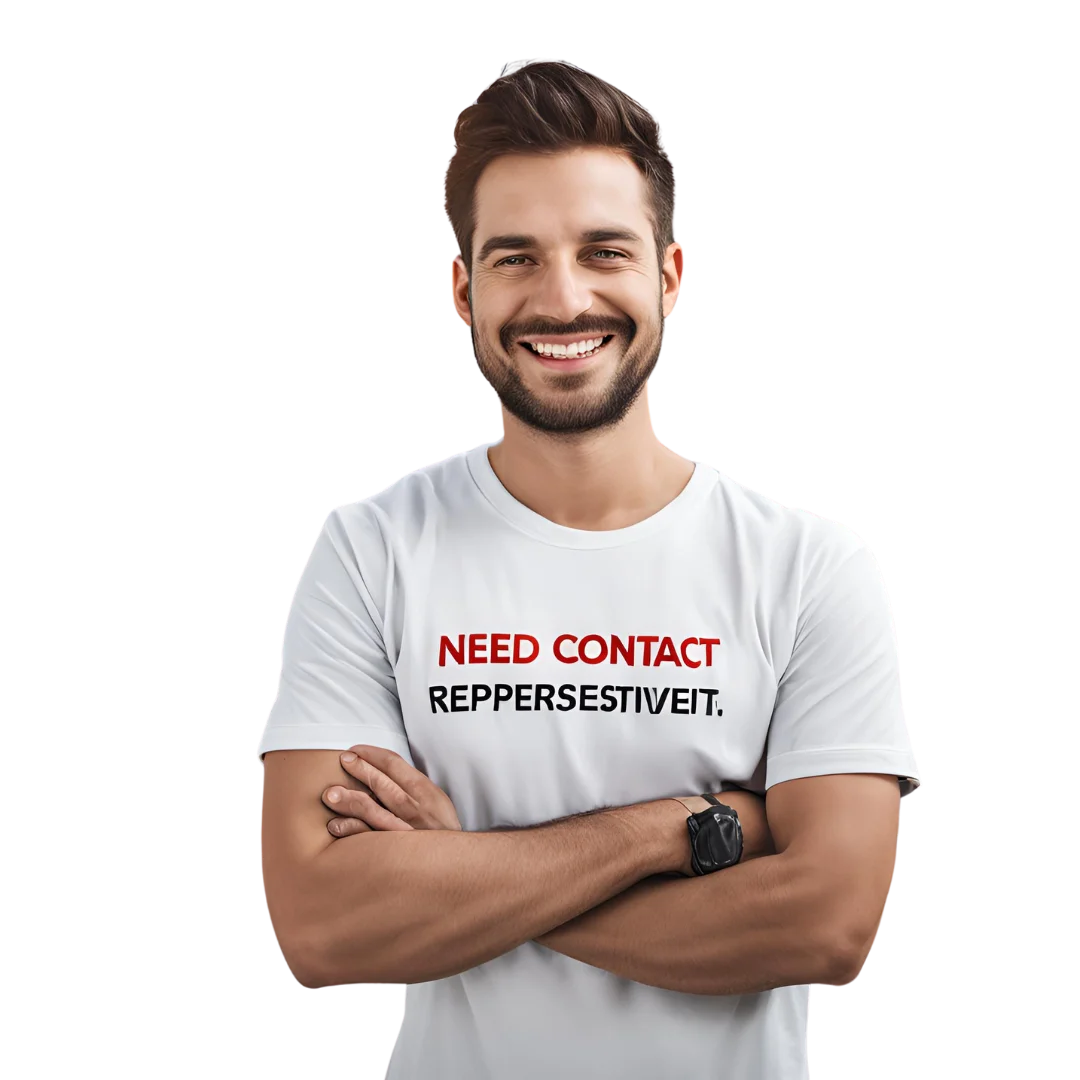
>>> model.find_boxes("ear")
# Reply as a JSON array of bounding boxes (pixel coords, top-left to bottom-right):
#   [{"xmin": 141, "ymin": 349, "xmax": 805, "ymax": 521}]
[
  {"xmin": 656, "ymin": 239, "xmax": 682, "ymax": 317},
  {"xmin": 453, "ymin": 254, "xmax": 475, "ymax": 326}
]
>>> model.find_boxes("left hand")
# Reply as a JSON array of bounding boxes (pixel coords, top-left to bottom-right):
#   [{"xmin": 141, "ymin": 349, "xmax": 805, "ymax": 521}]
[{"xmin": 322, "ymin": 744, "xmax": 463, "ymax": 838}]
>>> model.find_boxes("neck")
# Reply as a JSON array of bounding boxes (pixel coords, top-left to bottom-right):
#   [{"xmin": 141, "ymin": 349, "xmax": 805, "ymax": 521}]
[{"xmin": 490, "ymin": 388, "xmax": 691, "ymax": 531}]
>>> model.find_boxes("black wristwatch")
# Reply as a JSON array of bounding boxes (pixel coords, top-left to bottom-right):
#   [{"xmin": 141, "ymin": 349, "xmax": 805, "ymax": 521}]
[{"xmin": 684, "ymin": 793, "xmax": 743, "ymax": 875}]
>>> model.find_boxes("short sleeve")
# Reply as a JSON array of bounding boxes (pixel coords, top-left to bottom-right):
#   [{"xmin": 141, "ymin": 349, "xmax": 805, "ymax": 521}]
[
  {"xmin": 257, "ymin": 509, "xmax": 413, "ymax": 764},
  {"xmin": 766, "ymin": 540, "xmax": 921, "ymax": 796}
]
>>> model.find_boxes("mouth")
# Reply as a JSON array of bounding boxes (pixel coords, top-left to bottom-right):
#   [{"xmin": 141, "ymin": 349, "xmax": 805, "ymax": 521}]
[{"xmin": 516, "ymin": 334, "xmax": 616, "ymax": 372}]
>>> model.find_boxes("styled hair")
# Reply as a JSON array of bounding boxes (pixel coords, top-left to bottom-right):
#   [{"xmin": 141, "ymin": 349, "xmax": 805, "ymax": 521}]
[{"xmin": 445, "ymin": 60, "xmax": 675, "ymax": 279}]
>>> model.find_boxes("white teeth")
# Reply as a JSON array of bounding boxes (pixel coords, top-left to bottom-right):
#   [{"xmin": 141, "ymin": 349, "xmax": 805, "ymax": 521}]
[{"xmin": 527, "ymin": 337, "xmax": 605, "ymax": 356}]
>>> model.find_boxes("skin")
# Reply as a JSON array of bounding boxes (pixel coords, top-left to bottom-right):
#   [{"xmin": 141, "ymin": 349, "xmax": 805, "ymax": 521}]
[
  {"xmin": 320, "ymin": 744, "xmax": 777, "ymax": 879},
  {"xmin": 265, "ymin": 745, "xmax": 895, "ymax": 992},
  {"xmin": 451, "ymin": 144, "xmax": 696, "ymax": 532}
]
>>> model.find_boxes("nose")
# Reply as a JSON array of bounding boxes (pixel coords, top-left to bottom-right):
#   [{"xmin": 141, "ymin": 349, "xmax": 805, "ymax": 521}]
[{"xmin": 526, "ymin": 253, "xmax": 596, "ymax": 326}]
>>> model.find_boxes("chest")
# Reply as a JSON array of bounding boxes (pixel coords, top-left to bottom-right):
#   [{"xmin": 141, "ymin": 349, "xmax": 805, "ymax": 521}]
[{"xmin": 391, "ymin": 533, "xmax": 782, "ymax": 829}]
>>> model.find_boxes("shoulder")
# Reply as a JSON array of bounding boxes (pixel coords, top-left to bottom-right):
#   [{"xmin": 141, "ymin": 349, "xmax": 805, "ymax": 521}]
[
  {"xmin": 708, "ymin": 468, "xmax": 869, "ymax": 588},
  {"xmin": 328, "ymin": 448, "xmax": 460, "ymax": 527},
  {"xmin": 321, "ymin": 446, "xmax": 475, "ymax": 566}
]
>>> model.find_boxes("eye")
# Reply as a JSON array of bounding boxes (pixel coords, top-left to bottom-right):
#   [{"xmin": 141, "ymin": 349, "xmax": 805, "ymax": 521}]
[{"xmin": 493, "ymin": 249, "xmax": 628, "ymax": 267}]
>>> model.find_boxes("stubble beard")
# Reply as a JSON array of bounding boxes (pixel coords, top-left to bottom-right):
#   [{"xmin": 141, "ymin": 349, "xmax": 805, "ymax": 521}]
[{"xmin": 469, "ymin": 292, "xmax": 665, "ymax": 439}]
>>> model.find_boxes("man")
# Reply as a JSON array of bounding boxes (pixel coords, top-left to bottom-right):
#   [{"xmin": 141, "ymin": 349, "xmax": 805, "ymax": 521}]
[{"xmin": 258, "ymin": 60, "xmax": 921, "ymax": 1080}]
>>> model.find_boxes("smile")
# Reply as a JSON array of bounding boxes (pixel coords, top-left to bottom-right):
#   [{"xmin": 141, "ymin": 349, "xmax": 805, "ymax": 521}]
[{"xmin": 516, "ymin": 334, "xmax": 616, "ymax": 371}]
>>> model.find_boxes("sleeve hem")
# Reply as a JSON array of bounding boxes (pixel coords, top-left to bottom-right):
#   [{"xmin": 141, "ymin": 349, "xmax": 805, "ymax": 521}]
[
  {"xmin": 257, "ymin": 724, "xmax": 412, "ymax": 762},
  {"xmin": 766, "ymin": 746, "xmax": 921, "ymax": 796}
]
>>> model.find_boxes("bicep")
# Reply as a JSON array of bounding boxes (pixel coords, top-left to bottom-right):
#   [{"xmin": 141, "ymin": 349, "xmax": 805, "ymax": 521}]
[
  {"xmin": 766, "ymin": 772, "xmax": 901, "ymax": 973},
  {"xmin": 260, "ymin": 749, "xmax": 372, "ymax": 970}
]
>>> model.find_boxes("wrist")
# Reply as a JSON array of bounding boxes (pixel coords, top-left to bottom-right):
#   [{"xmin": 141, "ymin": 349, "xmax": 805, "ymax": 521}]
[{"xmin": 652, "ymin": 798, "xmax": 696, "ymax": 876}]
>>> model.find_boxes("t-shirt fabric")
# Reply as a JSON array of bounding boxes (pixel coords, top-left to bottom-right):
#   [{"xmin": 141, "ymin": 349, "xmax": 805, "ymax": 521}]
[{"xmin": 258, "ymin": 440, "xmax": 921, "ymax": 1080}]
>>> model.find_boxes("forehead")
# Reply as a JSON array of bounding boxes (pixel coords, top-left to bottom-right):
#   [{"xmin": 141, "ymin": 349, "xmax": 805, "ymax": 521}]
[{"xmin": 472, "ymin": 147, "xmax": 651, "ymax": 254}]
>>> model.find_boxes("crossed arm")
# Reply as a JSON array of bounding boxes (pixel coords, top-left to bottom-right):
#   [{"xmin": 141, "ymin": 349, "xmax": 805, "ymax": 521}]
[
  {"xmin": 261, "ymin": 749, "xmax": 901, "ymax": 995},
  {"xmin": 529, "ymin": 772, "xmax": 901, "ymax": 995}
]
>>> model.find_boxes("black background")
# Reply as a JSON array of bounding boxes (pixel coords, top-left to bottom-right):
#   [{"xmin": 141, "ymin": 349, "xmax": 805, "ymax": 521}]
[{"xmin": 252, "ymin": 54, "xmax": 1071, "ymax": 1075}]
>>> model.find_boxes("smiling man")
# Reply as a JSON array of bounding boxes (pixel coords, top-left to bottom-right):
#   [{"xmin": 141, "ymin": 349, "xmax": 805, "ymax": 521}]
[
  {"xmin": 258, "ymin": 60, "xmax": 921, "ymax": 1080},
  {"xmin": 453, "ymin": 86, "xmax": 691, "ymax": 524},
  {"xmin": 465, "ymin": 149, "xmax": 665, "ymax": 439}
]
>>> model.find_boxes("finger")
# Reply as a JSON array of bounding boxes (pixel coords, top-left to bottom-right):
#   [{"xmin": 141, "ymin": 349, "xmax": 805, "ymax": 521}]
[
  {"xmin": 323, "ymin": 785, "xmax": 413, "ymax": 832},
  {"xmin": 340, "ymin": 750, "xmax": 420, "ymax": 821},
  {"xmin": 327, "ymin": 815, "xmax": 371, "ymax": 838},
  {"xmin": 345, "ymin": 745, "xmax": 432, "ymax": 798},
  {"xmin": 323, "ymin": 785, "xmax": 356, "ymax": 813}
]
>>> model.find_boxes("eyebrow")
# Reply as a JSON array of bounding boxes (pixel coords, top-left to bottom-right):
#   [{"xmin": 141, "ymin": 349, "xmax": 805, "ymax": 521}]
[{"xmin": 476, "ymin": 227, "xmax": 645, "ymax": 264}]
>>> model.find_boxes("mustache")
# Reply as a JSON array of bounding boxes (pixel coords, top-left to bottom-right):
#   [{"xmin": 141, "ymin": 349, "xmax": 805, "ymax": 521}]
[{"xmin": 503, "ymin": 324, "xmax": 633, "ymax": 344}]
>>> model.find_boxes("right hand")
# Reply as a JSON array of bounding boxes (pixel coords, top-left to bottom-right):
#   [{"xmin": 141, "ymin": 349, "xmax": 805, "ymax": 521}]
[{"xmin": 322, "ymin": 744, "xmax": 463, "ymax": 837}]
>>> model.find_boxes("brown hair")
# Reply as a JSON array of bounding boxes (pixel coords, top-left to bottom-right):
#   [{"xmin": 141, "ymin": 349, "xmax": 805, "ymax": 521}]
[{"xmin": 445, "ymin": 60, "xmax": 676, "ymax": 279}]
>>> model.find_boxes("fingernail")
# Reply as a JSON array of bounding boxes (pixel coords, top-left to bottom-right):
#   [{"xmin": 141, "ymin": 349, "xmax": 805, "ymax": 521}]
[
  {"xmin": 341, "ymin": 752, "xmax": 356, "ymax": 763},
  {"xmin": 327, "ymin": 789, "xmax": 340, "ymax": 802}
]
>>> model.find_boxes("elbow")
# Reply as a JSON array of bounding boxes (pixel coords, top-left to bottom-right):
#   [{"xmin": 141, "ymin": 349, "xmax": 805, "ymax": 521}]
[
  {"xmin": 266, "ymin": 871, "xmax": 395, "ymax": 988},
  {"xmin": 819, "ymin": 943, "xmax": 860, "ymax": 986},
  {"xmin": 297, "ymin": 933, "xmax": 358, "ymax": 989},
  {"xmin": 293, "ymin": 956, "xmax": 332, "ymax": 990},
  {"xmin": 819, "ymin": 923, "xmax": 872, "ymax": 986},
  {"xmin": 291, "ymin": 924, "xmax": 388, "ymax": 989},
  {"xmin": 280, "ymin": 925, "xmax": 338, "ymax": 990},
  {"xmin": 793, "ymin": 860, "xmax": 877, "ymax": 986}
]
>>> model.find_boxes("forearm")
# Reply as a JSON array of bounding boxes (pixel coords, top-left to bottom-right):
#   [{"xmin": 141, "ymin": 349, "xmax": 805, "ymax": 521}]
[
  {"xmin": 533, "ymin": 851, "xmax": 843, "ymax": 995},
  {"xmin": 301, "ymin": 801, "xmax": 674, "ymax": 987}
]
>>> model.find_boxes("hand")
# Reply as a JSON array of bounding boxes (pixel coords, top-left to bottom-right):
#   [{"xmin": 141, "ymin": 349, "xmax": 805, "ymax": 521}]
[
  {"xmin": 665, "ymin": 787, "xmax": 775, "ymax": 876},
  {"xmin": 321, "ymin": 744, "xmax": 463, "ymax": 838}
]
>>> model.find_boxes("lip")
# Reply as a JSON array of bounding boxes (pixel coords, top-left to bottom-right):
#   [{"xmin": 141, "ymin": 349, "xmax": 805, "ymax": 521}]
[{"xmin": 518, "ymin": 334, "xmax": 615, "ymax": 372}]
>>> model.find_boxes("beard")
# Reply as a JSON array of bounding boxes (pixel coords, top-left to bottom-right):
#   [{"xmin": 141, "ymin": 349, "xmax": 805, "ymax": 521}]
[{"xmin": 468, "ymin": 290, "xmax": 665, "ymax": 439}]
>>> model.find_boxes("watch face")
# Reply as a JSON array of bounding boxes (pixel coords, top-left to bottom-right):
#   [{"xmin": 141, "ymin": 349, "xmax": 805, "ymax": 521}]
[{"xmin": 695, "ymin": 810, "xmax": 740, "ymax": 871}]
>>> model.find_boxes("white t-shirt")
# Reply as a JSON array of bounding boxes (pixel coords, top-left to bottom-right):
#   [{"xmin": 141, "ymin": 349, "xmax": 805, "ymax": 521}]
[{"xmin": 258, "ymin": 440, "xmax": 921, "ymax": 1080}]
